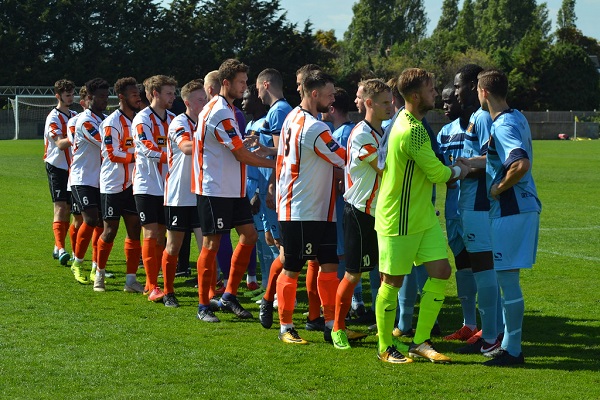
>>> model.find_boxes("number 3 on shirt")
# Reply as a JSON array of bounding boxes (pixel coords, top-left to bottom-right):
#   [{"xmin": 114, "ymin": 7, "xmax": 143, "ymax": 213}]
[{"xmin": 284, "ymin": 128, "xmax": 292, "ymax": 157}]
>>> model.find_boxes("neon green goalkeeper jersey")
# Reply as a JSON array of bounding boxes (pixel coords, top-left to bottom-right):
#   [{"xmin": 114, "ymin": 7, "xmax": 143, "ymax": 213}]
[{"xmin": 375, "ymin": 109, "xmax": 452, "ymax": 236}]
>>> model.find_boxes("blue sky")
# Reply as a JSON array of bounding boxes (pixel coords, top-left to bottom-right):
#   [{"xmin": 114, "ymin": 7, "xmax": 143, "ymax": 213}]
[
  {"xmin": 159, "ymin": 0, "xmax": 599, "ymax": 41},
  {"xmin": 275, "ymin": 0, "xmax": 600, "ymax": 40}
]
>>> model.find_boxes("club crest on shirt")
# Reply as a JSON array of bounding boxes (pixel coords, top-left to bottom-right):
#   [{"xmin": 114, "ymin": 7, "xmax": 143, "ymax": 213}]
[
  {"xmin": 124, "ymin": 138, "xmax": 134, "ymax": 148},
  {"xmin": 466, "ymin": 123, "xmax": 474, "ymax": 133},
  {"xmin": 156, "ymin": 136, "xmax": 167, "ymax": 147},
  {"xmin": 326, "ymin": 139, "xmax": 340, "ymax": 152}
]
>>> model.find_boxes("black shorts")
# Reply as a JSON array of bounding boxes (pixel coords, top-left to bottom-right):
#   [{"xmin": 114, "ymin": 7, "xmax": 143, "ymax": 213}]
[
  {"xmin": 71, "ymin": 185, "xmax": 101, "ymax": 212},
  {"xmin": 166, "ymin": 206, "xmax": 201, "ymax": 232},
  {"xmin": 343, "ymin": 203, "xmax": 378, "ymax": 273},
  {"xmin": 46, "ymin": 162, "xmax": 69, "ymax": 202},
  {"xmin": 70, "ymin": 192, "xmax": 81, "ymax": 215},
  {"xmin": 101, "ymin": 186, "xmax": 138, "ymax": 220},
  {"xmin": 197, "ymin": 195, "xmax": 253, "ymax": 235},
  {"xmin": 279, "ymin": 221, "xmax": 338, "ymax": 272},
  {"xmin": 134, "ymin": 194, "xmax": 165, "ymax": 226}
]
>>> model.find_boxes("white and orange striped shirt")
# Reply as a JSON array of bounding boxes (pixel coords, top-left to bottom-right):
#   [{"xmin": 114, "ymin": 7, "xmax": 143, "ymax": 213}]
[
  {"xmin": 43, "ymin": 108, "xmax": 77, "ymax": 170},
  {"xmin": 276, "ymin": 107, "xmax": 346, "ymax": 222},
  {"xmin": 66, "ymin": 114, "xmax": 80, "ymax": 192},
  {"xmin": 343, "ymin": 120, "xmax": 382, "ymax": 216},
  {"xmin": 100, "ymin": 109, "xmax": 136, "ymax": 194},
  {"xmin": 71, "ymin": 109, "xmax": 105, "ymax": 188},
  {"xmin": 165, "ymin": 113, "xmax": 196, "ymax": 206},
  {"xmin": 191, "ymin": 95, "xmax": 246, "ymax": 198},
  {"xmin": 132, "ymin": 106, "xmax": 174, "ymax": 196}
]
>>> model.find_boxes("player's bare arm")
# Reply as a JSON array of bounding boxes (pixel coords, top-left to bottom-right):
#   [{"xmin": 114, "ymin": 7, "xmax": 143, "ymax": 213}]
[
  {"xmin": 368, "ymin": 157, "xmax": 383, "ymax": 176},
  {"xmin": 54, "ymin": 136, "xmax": 72, "ymax": 150},
  {"xmin": 178, "ymin": 139, "xmax": 193, "ymax": 155},
  {"xmin": 231, "ymin": 145, "xmax": 276, "ymax": 169},
  {"xmin": 490, "ymin": 157, "xmax": 531, "ymax": 200},
  {"xmin": 266, "ymin": 172, "xmax": 276, "ymax": 210}
]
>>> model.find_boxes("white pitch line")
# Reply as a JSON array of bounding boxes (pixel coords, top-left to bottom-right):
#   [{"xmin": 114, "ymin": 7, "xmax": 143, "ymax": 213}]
[
  {"xmin": 538, "ymin": 249, "xmax": 600, "ymax": 262},
  {"xmin": 539, "ymin": 226, "xmax": 600, "ymax": 231}
]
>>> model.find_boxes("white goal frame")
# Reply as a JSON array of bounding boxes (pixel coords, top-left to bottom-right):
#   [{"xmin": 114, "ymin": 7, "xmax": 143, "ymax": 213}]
[{"xmin": 9, "ymin": 95, "xmax": 119, "ymax": 140}]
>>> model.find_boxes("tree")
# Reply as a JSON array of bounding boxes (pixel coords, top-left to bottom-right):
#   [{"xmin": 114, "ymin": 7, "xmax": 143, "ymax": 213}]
[
  {"xmin": 434, "ymin": 0, "xmax": 459, "ymax": 34},
  {"xmin": 343, "ymin": 0, "xmax": 427, "ymax": 62},
  {"xmin": 506, "ymin": 3, "xmax": 553, "ymax": 110},
  {"xmin": 538, "ymin": 43, "xmax": 600, "ymax": 110},
  {"xmin": 475, "ymin": 0, "xmax": 538, "ymax": 52},
  {"xmin": 557, "ymin": 0, "xmax": 577, "ymax": 30},
  {"xmin": 182, "ymin": 0, "xmax": 331, "ymax": 103},
  {"xmin": 455, "ymin": 0, "xmax": 477, "ymax": 49}
]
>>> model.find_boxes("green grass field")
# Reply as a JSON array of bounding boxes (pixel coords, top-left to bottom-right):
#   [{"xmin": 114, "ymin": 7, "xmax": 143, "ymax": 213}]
[{"xmin": 0, "ymin": 139, "xmax": 599, "ymax": 399}]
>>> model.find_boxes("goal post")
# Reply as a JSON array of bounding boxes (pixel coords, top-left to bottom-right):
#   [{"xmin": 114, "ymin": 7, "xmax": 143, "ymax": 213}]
[{"xmin": 8, "ymin": 95, "xmax": 119, "ymax": 140}]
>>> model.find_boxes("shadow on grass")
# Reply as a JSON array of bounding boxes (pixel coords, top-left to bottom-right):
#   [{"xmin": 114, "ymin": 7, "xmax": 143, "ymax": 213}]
[{"xmin": 436, "ymin": 297, "xmax": 600, "ymax": 371}]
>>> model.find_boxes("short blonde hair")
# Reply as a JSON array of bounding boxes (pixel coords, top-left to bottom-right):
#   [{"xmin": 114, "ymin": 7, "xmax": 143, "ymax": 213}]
[
  {"xmin": 181, "ymin": 79, "xmax": 205, "ymax": 100},
  {"xmin": 397, "ymin": 68, "xmax": 434, "ymax": 99},
  {"xmin": 144, "ymin": 75, "xmax": 178, "ymax": 95},
  {"xmin": 361, "ymin": 79, "xmax": 390, "ymax": 100}
]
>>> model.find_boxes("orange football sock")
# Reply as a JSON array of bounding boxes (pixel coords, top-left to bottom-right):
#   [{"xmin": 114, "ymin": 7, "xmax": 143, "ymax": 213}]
[
  {"xmin": 276, "ymin": 273, "xmax": 298, "ymax": 325},
  {"xmin": 142, "ymin": 238, "xmax": 158, "ymax": 290},
  {"xmin": 124, "ymin": 238, "xmax": 141, "ymax": 275},
  {"xmin": 334, "ymin": 277, "xmax": 358, "ymax": 331},
  {"xmin": 197, "ymin": 247, "xmax": 218, "ymax": 305},
  {"xmin": 306, "ymin": 260, "xmax": 322, "ymax": 320},
  {"xmin": 208, "ymin": 259, "xmax": 217, "ymax": 299},
  {"xmin": 52, "ymin": 221, "xmax": 69, "ymax": 250},
  {"xmin": 162, "ymin": 251, "xmax": 178, "ymax": 294},
  {"xmin": 74, "ymin": 222, "xmax": 95, "ymax": 260},
  {"xmin": 69, "ymin": 223, "xmax": 79, "ymax": 255},
  {"xmin": 264, "ymin": 257, "xmax": 283, "ymax": 302},
  {"xmin": 91, "ymin": 226, "xmax": 103, "ymax": 264},
  {"xmin": 96, "ymin": 237, "xmax": 113, "ymax": 270},
  {"xmin": 317, "ymin": 270, "xmax": 339, "ymax": 324},
  {"xmin": 155, "ymin": 241, "xmax": 165, "ymax": 287},
  {"xmin": 225, "ymin": 242, "xmax": 254, "ymax": 296}
]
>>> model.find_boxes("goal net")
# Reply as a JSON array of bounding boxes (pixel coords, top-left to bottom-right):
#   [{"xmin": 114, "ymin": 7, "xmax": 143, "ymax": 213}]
[{"xmin": 6, "ymin": 95, "xmax": 120, "ymax": 140}]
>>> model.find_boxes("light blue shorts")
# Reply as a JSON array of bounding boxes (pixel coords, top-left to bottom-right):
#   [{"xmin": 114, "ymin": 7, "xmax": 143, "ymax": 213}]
[
  {"xmin": 446, "ymin": 218, "xmax": 466, "ymax": 256},
  {"xmin": 259, "ymin": 192, "xmax": 280, "ymax": 240},
  {"xmin": 491, "ymin": 212, "xmax": 539, "ymax": 270},
  {"xmin": 461, "ymin": 210, "xmax": 492, "ymax": 253}
]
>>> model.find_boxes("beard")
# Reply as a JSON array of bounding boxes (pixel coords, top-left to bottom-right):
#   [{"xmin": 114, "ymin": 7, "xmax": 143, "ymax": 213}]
[
  {"xmin": 126, "ymin": 99, "xmax": 141, "ymax": 112},
  {"xmin": 317, "ymin": 103, "xmax": 330, "ymax": 113}
]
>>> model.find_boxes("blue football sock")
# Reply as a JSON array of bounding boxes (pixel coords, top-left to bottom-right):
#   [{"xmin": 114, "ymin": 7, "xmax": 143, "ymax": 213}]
[
  {"xmin": 352, "ymin": 279, "xmax": 364, "ymax": 306},
  {"xmin": 473, "ymin": 269, "xmax": 499, "ymax": 341},
  {"xmin": 414, "ymin": 264, "xmax": 428, "ymax": 293},
  {"xmin": 496, "ymin": 284, "xmax": 505, "ymax": 335},
  {"xmin": 268, "ymin": 244, "xmax": 279, "ymax": 258},
  {"xmin": 497, "ymin": 270, "xmax": 524, "ymax": 356},
  {"xmin": 455, "ymin": 268, "xmax": 478, "ymax": 327},
  {"xmin": 369, "ymin": 267, "xmax": 380, "ymax": 306},
  {"xmin": 397, "ymin": 267, "xmax": 418, "ymax": 332}
]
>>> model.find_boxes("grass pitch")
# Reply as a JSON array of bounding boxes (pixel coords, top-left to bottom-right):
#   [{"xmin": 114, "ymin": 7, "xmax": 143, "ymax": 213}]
[{"xmin": 0, "ymin": 139, "xmax": 599, "ymax": 399}]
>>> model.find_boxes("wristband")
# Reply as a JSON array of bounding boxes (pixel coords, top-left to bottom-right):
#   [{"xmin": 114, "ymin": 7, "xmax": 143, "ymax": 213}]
[{"xmin": 451, "ymin": 165, "xmax": 462, "ymax": 179}]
